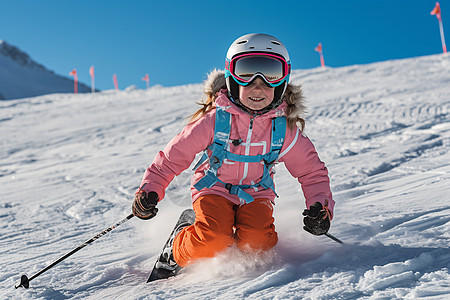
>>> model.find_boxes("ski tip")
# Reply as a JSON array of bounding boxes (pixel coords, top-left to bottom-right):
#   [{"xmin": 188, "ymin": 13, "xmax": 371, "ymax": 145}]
[
  {"xmin": 147, "ymin": 267, "xmax": 181, "ymax": 283},
  {"xmin": 180, "ymin": 209, "xmax": 195, "ymax": 222},
  {"xmin": 146, "ymin": 267, "xmax": 159, "ymax": 283},
  {"xmin": 181, "ymin": 208, "xmax": 195, "ymax": 216},
  {"xmin": 146, "ymin": 208, "xmax": 195, "ymax": 283},
  {"xmin": 15, "ymin": 275, "xmax": 30, "ymax": 289}
]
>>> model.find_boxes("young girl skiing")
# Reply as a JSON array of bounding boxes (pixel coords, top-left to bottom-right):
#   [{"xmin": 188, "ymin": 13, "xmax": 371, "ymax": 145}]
[{"xmin": 133, "ymin": 33, "xmax": 334, "ymax": 279}]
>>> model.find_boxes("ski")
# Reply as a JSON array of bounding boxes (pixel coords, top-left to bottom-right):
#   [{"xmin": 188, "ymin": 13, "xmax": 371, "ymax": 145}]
[{"xmin": 147, "ymin": 208, "xmax": 195, "ymax": 282}]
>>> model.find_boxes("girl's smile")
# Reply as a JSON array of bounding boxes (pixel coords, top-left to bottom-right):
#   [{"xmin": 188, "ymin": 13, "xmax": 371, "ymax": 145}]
[{"xmin": 239, "ymin": 78, "xmax": 274, "ymax": 111}]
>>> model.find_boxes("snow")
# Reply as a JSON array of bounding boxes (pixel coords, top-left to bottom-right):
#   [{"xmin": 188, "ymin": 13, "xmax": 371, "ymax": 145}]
[{"xmin": 1, "ymin": 53, "xmax": 449, "ymax": 299}]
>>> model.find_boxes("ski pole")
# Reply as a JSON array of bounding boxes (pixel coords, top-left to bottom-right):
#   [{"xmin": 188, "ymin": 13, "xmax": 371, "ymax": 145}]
[
  {"xmin": 15, "ymin": 213, "xmax": 134, "ymax": 289},
  {"xmin": 325, "ymin": 232, "xmax": 344, "ymax": 245}
]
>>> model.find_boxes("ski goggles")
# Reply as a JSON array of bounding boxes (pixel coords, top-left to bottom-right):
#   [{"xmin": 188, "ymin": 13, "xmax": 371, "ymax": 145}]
[{"xmin": 225, "ymin": 52, "xmax": 291, "ymax": 87}]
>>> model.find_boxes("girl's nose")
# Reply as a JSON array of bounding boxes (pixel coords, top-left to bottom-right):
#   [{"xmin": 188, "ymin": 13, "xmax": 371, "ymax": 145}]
[{"xmin": 250, "ymin": 77, "xmax": 266, "ymax": 88}]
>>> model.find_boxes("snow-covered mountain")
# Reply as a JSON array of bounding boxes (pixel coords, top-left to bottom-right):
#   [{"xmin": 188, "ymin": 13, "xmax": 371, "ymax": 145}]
[
  {"xmin": 0, "ymin": 41, "xmax": 91, "ymax": 100},
  {"xmin": 1, "ymin": 53, "xmax": 449, "ymax": 299}
]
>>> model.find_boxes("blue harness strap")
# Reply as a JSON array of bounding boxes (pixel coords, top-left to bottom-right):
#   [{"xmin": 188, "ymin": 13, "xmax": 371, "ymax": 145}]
[{"xmin": 193, "ymin": 107, "xmax": 286, "ymax": 204}]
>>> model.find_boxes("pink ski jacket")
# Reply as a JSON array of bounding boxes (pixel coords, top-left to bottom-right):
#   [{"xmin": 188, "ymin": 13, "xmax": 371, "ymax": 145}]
[{"xmin": 139, "ymin": 89, "xmax": 334, "ymax": 216}]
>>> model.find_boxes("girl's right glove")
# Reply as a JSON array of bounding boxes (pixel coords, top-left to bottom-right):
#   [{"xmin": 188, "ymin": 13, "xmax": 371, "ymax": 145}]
[
  {"xmin": 132, "ymin": 190, "xmax": 159, "ymax": 220},
  {"xmin": 302, "ymin": 202, "xmax": 331, "ymax": 235}
]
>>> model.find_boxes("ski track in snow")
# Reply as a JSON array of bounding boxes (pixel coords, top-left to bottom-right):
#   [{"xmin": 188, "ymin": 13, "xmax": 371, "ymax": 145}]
[{"xmin": 1, "ymin": 54, "xmax": 449, "ymax": 299}]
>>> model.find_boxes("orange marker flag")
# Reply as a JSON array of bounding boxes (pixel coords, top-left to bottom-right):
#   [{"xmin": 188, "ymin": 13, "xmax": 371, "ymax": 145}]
[
  {"xmin": 113, "ymin": 73, "xmax": 119, "ymax": 90},
  {"xmin": 314, "ymin": 43, "xmax": 322, "ymax": 52},
  {"xmin": 431, "ymin": 2, "xmax": 442, "ymax": 21},
  {"xmin": 141, "ymin": 73, "xmax": 150, "ymax": 89},
  {"xmin": 69, "ymin": 68, "xmax": 78, "ymax": 94},
  {"xmin": 431, "ymin": 2, "xmax": 447, "ymax": 53},
  {"xmin": 89, "ymin": 66, "xmax": 95, "ymax": 93},
  {"xmin": 314, "ymin": 43, "xmax": 325, "ymax": 68}
]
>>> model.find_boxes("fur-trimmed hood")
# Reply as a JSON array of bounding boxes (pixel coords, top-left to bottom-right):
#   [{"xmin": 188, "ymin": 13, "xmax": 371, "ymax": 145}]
[{"xmin": 202, "ymin": 69, "xmax": 306, "ymax": 129}]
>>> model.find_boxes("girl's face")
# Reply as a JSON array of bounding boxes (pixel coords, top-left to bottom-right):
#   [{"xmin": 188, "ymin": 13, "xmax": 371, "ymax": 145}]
[{"xmin": 239, "ymin": 78, "xmax": 274, "ymax": 111}]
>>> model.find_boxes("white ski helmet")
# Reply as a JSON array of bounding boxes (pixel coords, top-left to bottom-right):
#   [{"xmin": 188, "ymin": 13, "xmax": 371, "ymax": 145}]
[{"xmin": 225, "ymin": 33, "xmax": 291, "ymax": 113}]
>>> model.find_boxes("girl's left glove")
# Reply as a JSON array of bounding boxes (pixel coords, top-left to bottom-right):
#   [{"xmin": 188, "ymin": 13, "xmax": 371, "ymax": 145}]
[
  {"xmin": 302, "ymin": 202, "xmax": 331, "ymax": 235},
  {"xmin": 132, "ymin": 190, "xmax": 159, "ymax": 220}
]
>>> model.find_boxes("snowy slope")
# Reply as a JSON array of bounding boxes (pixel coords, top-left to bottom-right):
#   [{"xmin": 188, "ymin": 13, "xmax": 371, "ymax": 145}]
[
  {"xmin": 1, "ymin": 53, "xmax": 449, "ymax": 299},
  {"xmin": 0, "ymin": 41, "xmax": 92, "ymax": 100}
]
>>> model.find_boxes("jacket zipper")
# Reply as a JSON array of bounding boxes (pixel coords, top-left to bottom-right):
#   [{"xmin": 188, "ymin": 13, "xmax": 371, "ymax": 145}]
[{"xmin": 240, "ymin": 116, "xmax": 255, "ymax": 185}]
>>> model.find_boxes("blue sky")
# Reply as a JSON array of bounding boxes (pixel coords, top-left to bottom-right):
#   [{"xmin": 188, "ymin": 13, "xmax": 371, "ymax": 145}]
[{"xmin": 1, "ymin": 0, "xmax": 448, "ymax": 90}]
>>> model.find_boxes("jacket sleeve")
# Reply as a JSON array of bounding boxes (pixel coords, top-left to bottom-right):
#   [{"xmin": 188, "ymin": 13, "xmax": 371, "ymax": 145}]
[
  {"xmin": 139, "ymin": 113, "xmax": 215, "ymax": 200},
  {"xmin": 279, "ymin": 127, "xmax": 335, "ymax": 218}
]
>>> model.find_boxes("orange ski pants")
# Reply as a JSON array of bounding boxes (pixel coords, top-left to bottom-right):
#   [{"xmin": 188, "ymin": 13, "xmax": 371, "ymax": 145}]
[{"xmin": 172, "ymin": 194, "xmax": 278, "ymax": 267}]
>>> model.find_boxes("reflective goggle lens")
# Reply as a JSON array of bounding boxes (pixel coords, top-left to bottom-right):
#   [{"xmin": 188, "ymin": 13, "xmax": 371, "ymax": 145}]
[{"xmin": 230, "ymin": 53, "xmax": 288, "ymax": 84}]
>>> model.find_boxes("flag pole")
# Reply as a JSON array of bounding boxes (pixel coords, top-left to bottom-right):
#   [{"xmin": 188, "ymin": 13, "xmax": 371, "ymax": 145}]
[
  {"xmin": 142, "ymin": 74, "xmax": 149, "ymax": 89},
  {"xmin": 69, "ymin": 69, "xmax": 78, "ymax": 94},
  {"xmin": 113, "ymin": 74, "xmax": 119, "ymax": 90},
  {"xmin": 89, "ymin": 66, "xmax": 95, "ymax": 93},
  {"xmin": 431, "ymin": 2, "xmax": 447, "ymax": 53},
  {"xmin": 439, "ymin": 18, "xmax": 447, "ymax": 53},
  {"xmin": 314, "ymin": 43, "xmax": 325, "ymax": 68},
  {"xmin": 320, "ymin": 51, "xmax": 325, "ymax": 68}
]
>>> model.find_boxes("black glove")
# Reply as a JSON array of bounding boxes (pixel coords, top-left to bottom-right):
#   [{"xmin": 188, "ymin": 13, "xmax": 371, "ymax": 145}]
[
  {"xmin": 302, "ymin": 202, "xmax": 331, "ymax": 236},
  {"xmin": 132, "ymin": 190, "xmax": 159, "ymax": 220}
]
